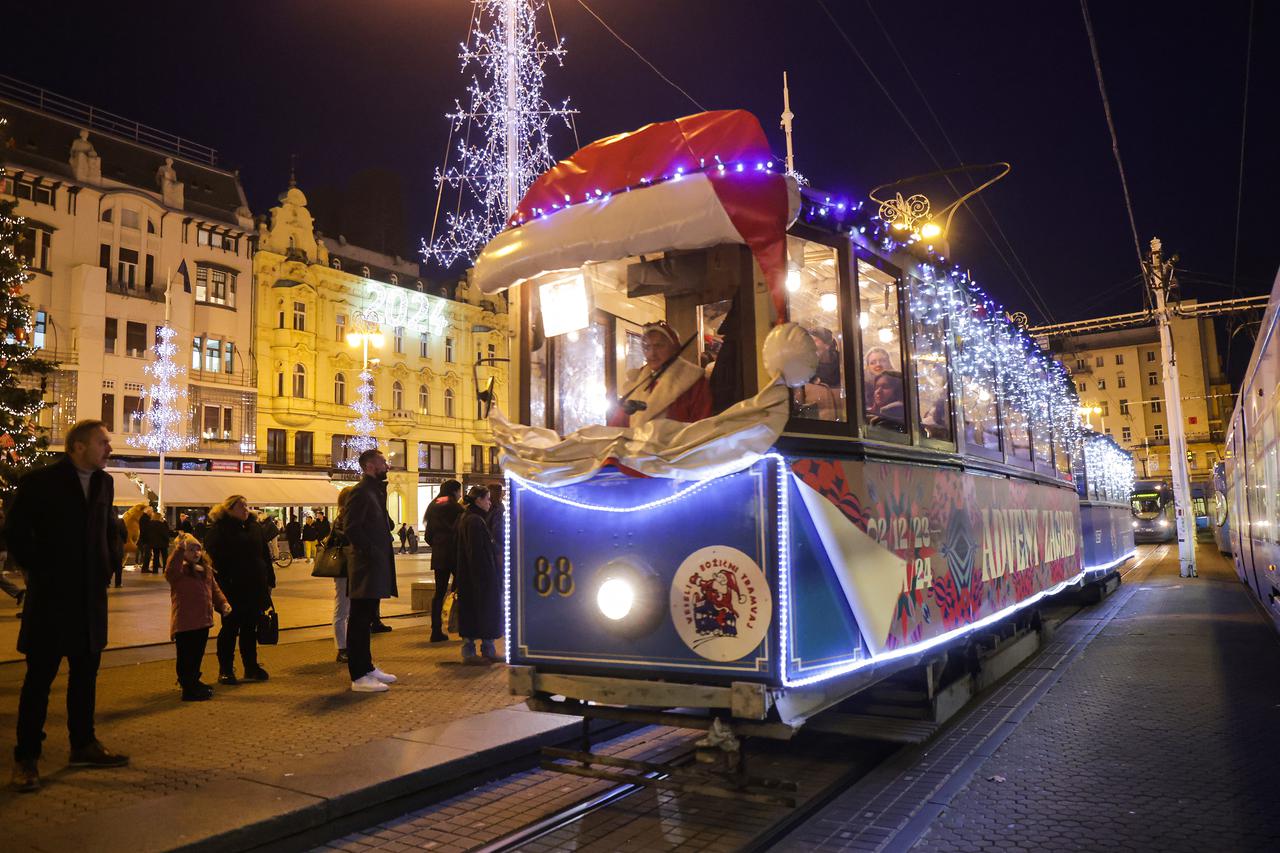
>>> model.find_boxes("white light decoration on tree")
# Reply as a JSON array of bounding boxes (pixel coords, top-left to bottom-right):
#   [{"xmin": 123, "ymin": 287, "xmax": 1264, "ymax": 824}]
[
  {"xmin": 342, "ymin": 368, "xmax": 380, "ymax": 472},
  {"xmin": 129, "ymin": 324, "xmax": 191, "ymax": 455},
  {"xmin": 423, "ymin": 0, "xmax": 574, "ymax": 268},
  {"xmin": 1083, "ymin": 433, "xmax": 1135, "ymax": 503}
]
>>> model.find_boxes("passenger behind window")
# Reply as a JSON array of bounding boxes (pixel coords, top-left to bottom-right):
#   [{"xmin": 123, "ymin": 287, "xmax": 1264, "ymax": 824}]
[
  {"xmin": 794, "ymin": 327, "xmax": 845, "ymax": 421},
  {"xmin": 868, "ymin": 370, "xmax": 905, "ymax": 432},
  {"xmin": 863, "ymin": 346, "xmax": 894, "ymax": 409},
  {"xmin": 608, "ymin": 321, "xmax": 712, "ymax": 428}
]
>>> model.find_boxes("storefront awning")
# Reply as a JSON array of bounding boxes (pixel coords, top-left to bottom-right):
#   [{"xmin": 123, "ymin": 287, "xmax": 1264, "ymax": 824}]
[{"xmin": 107, "ymin": 468, "xmax": 342, "ymax": 508}]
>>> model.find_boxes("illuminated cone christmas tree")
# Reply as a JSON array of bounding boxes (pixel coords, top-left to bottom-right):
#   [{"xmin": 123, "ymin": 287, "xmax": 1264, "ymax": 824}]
[
  {"xmin": 0, "ymin": 188, "xmax": 54, "ymax": 494},
  {"xmin": 128, "ymin": 322, "xmax": 192, "ymax": 457},
  {"xmin": 341, "ymin": 367, "xmax": 380, "ymax": 472}
]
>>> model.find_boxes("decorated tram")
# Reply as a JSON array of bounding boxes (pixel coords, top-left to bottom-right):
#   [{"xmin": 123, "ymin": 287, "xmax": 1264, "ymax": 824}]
[{"xmin": 474, "ymin": 110, "xmax": 1133, "ymax": 734}]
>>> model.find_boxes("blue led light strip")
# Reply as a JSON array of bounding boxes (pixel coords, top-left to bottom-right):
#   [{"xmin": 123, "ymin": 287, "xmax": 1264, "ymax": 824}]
[
  {"xmin": 781, "ymin": 545, "xmax": 1138, "ymax": 689},
  {"xmin": 506, "ymin": 461, "xmax": 761, "ymax": 513}
]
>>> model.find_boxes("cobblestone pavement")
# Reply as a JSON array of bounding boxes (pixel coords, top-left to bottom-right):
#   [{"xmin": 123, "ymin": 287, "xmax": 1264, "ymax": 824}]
[
  {"xmin": 0, "ymin": 553, "xmax": 435, "ymax": 661},
  {"xmin": 908, "ymin": 547, "xmax": 1280, "ymax": 852},
  {"xmin": 0, "ymin": 625, "xmax": 510, "ymax": 836}
]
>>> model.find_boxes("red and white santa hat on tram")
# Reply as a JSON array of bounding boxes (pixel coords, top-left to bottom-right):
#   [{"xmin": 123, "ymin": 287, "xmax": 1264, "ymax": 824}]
[{"xmin": 472, "ymin": 110, "xmax": 800, "ymax": 323}]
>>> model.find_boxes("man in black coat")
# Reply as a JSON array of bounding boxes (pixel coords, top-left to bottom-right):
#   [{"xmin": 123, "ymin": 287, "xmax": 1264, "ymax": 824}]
[
  {"xmin": 343, "ymin": 449, "xmax": 399, "ymax": 693},
  {"xmin": 423, "ymin": 479, "xmax": 464, "ymax": 642},
  {"xmin": 135, "ymin": 511, "xmax": 152, "ymax": 573},
  {"xmin": 204, "ymin": 496, "xmax": 273, "ymax": 684},
  {"xmin": 7, "ymin": 420, "xmax": 128, "ymax": 793},
  {"xmin": 143, "ymin": 509, "xmax": 171, "ymax": 574}
]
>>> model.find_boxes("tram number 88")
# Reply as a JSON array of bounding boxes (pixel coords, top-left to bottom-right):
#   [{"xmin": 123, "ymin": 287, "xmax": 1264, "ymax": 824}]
[{"xmin": 532, "ymin": 556, "xmax": 575, "ymax": 597}]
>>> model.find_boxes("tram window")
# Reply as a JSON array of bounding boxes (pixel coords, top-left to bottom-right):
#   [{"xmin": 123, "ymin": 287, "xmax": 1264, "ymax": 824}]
[
  {"xmin": 1267, "ymin": 403, "xmax": 1280, "ymax": 543},
  {"xmin": 554, "ymin": 319, "xmax": 608, "ymax": 435},
  {"xmin": 1003, "ymin": 399, "xmax": 1033, "ymax": 465},
  {"xmin": 908, "ymin": 277, "xmax": 953, "ymax": 445},
  {"xmin": 1054, "ymin": 431, "xmax": 1072, "ymax": 479},
  {"xmin": 786, "ymin": 237, "xmax": 846, "ymax": 422},
  {"xmin": 858, "ymin": 259, "xmax": 906, "ymax": 440},
  {"xmin": 1032, "ymin": 371, "xmax": 1053, "ymax": 471}
]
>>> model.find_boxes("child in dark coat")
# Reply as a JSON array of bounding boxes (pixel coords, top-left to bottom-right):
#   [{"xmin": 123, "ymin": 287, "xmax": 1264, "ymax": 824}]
[{"xmin": 166, "ymin": 533, "xmax": 230, "ymax": 701}]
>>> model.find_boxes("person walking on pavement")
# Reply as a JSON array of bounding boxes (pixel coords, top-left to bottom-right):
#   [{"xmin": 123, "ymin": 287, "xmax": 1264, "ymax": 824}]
[
  {"xmin": 8, "ymin": 419, "xmax": 129, "ymax": 793},
  {"xmin": 177, "ymin": 512, "xmax": 194, "ymax": 536},
  {"xmin": 144, "ymin": 507, "xmax": 171, "ymax": 575},
  {"xmin": 397, "ymin": 523, "xmax": 409, "ymax": 555},
  {"xmin": 324, "ymin": 487, "xmax": 357, "ymax": 664},
  {"xmin": 343, "ymin": 449, "xmax": 399, "ymax": 693},
  {"xmin": 204, "ymin": 494, "xmax": 274, "ymax": 685},
  {"xmin": 455, "ymin": 485, "xmax": 502, "ymax": 664},
  {"xmin": 313, "ymin": 511, "xmax": 331, "ymax": 550},
  {"xmin": 285, "ymin": 513, "xmax": 303, "ymax": 558},
  {"xmin": 302, "ymin": 515, "xmax": 318, "ymax": 562},
  {"xmin": 136, "ymin": 510, "xmax": 152, "ymax": 574},
  {"xmin": 165, "ymin": 532, "xmax": 230, "ymax": 701},
  {"xmin": 424, "ymin": 479, "xmax": 464, "ymax": 643}
]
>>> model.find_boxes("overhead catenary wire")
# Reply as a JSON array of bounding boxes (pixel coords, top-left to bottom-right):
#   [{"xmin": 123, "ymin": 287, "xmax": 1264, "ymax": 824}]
[
  {"xmin": 545, "ymin": 0, "xmax": 581, "ymax": 150},
  {"xmin": 573, "ymin": 0, "xmax": 707, "ymax": 113},
  {"xmin": 1230, "ymin": 0, "xmax": 1255, "ymax": 295},
  {"xmin": 1078, "ymin": 0, "xmax": 1146, "ymax": 280},
  {"xmin": 426, "ymin": 2, "xmax": 481, "ymax": 254},
  {"xmin": 860, "ymin": 0, "xmax": 1057, "ymax": 325},
  {"xmin": 816, "ymin": 0, "xmax": 1057, "ymax": 324}
]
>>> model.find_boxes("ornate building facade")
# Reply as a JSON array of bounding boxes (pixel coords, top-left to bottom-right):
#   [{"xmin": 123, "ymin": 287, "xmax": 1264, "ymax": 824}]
[
  {"xmin": 253, "ymin": 183, "xmax": 508, "ymax": 525},
  {"xmin": 0, "ymin": 81, "xmax": 258, "ymax": 470}
]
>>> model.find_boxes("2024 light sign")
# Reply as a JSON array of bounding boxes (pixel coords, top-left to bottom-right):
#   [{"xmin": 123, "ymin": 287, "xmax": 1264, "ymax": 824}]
[{"xmin": 364, "ymin": 281, "xmax": 449, "ymax": 337}]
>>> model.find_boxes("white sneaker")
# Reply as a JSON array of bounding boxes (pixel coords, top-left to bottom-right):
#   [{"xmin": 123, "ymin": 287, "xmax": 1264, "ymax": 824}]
[
  {"xmin": 369, "ymin": 668, "xmax": 397, "ymax": 684},
  {"xmin": 351, "ymin": 674, "xmax": 389, "ymax": 693}
]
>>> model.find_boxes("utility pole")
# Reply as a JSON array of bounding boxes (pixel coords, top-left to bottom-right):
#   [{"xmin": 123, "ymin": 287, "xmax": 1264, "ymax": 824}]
[
  {"xmin": 781, "ymin": 71, "xmax": 796, "ymax": 176},
  {"xmin": 1149, "ymin": 237, "xmax": 1197, "ymax": 577}
]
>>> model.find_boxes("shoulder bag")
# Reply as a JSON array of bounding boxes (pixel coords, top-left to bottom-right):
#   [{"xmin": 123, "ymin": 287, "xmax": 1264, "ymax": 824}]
[
  {"xmin": 312, "ymin": 530, "xmax": 349, "ymax": 578},
  {"xmin": 257, "ymin": 599, "xmax": 280, "ymax": 645}
]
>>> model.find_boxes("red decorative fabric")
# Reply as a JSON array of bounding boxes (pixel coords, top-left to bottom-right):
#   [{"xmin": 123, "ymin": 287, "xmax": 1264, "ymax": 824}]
[{"xmin": 511, "ymin": 110, "xmax": 790, "ymax": 323}]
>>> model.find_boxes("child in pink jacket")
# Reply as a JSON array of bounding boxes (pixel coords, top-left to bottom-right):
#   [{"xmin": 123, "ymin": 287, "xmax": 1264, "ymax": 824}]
[{"xmin": 165, "ymin": 533, "xmax": 230, "ymax": 701}]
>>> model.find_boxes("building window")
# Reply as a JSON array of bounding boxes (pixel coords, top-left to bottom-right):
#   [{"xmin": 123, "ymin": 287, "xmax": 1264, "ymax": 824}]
[
  {"xmin": 1075, "ymin": 359, "xmax": 1085, "ymax": 371},
  {"xmin": 1119, "ymin": 399, "xmax": 1129, "ymax": 415},
  {"xmin": 201, "ymin": 405, "xmax": 233, "ymax": 440},
  {"xmin": 334, "ymin": 373, "xmax": 346, "ymax": 405},
  {"xmin": 292, "ymin": 301, "xmax": 306, "ymax": 331},
  {"xmin": 117, "ymin": 248, "xmax": 139, "ymax": 289},
  {"xmin": 276, "ymin": 371, "xmax": 284, "ymax": 397},
  {"xmin": 104, "ymin": 318, "xmax": 117, "ymax": 354},
  {"xmin": 191, "ymin": 336, "xmax": 202, "ymax": 370},
  {"xmin": 1154, "ymin": 423, "xmax": 1165, "ymax": 439},
  {"xmin": 444, "ymin": 387, "xmax": 454, "ymax": 418},
  {"xmin": 99, "ymin": 243, "xmax": 111, "ymax": 273},
  {"xmin": 418, "ymin": 385, "xmax": 429, "ymax": 414},
  {"xmin": 122, "ymin": 395, "xmax": 145, "ymax": 434},
  {"xmin": 18, "ymin": 224, "xmax": 52, "ymax": 270},
  {"xmin": 1117, "ymin": 374, "xmax": 1126, "ymax": 388},
  {"xmin": 1151, "ymin": 399, "xmax": 1162, "ymax": 413},
  {"xmin": 292, "ymin": 364, "xmax": 306, "ymax": 398},
  {"xmin": 394, "ymin": 326, "xmax": 404, "ymax": 354},
  {"xmin": 145, "ymin": 254, "xmax": 155, "ymax": 289},
  {"xmin": 195, "ymin": 264, "xmax": 236, "ymax": 307},
  {"xmin": 489, "ymin": 445, "xmax": 499, "ymax": 473},
  {"xmin": 1146, "ymin": 350, "xmax": 1157, "ymax": 362},
  {"xmin": 335, "ymin": 313, "xmax": 347, "ymax": 342},
  {"xmin": 1122, "ymin": 426, "xmax": 1132, "ymax": 442},
  {"xmin": 33, "ymin": 311, "xmax": 47, "ymax": 349},
  {"xmin": 125, "ymin": 321, "xmax": 147, "ymax": 357},
  {"xmin": 203, "ymin": 337, "xmax": 223, "ymax": 373},
  {"xmin": 1115, "ymin": 354, "xmax": 1124, "ymax": 365},
  {"xmin": 1100, "ymin": 401, "xmax": 1109, "ymax": 417},
  {"xmin": 387, "ymin": 438, "xmax": 407, "ymax": 470},
  {"xmin": 121, "ymin": 208, "xmax": 140, "ymax": 230},
  {"xmin": 100, "ymin": 207, "xmax": 113, "ymax": 223},
  {"xmin": 1095, "ymin": 356, "xmax": 1103, "ymax": 367},
  {"xmin": 418, "ymin": 441, "xmax": 456, "ymax": 472},
  {"xmin": 100, "ymin": 393, "xmax": 115, "ymax": 432},
  {"xmin": 392, "ymin": 381, "xmax": 404, "ymax": 410},
  {"xmin": 472, "ymin": 444, "xmax": 485, "ymax": 474},
  {"xmin": 420, "ymin": 334, "xmax": 429, "ymax": 358},
  {"xmin": 1148, "ymin": 372, "xmax": 1158, "ymax": 386},
  {"xmin": 294, "ymin": 431, "xmax": 314, "ymax": 466},
  {"xmin": 224, "ymin": 341, "xmax": 234, "ymax": 374},
  {"xmin": 266, "ymin": 429, "xmax": 287, "ymax": 464},
  {"xmin": 1096, "ymin": 378, "xmax": 1106, "ymax": 390},
  {"xmin": 445, "ymin": 337, "xmax": 454, "ymax": 362}
]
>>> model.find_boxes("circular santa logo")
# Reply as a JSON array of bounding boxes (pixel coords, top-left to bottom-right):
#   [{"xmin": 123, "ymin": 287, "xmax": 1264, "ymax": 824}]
[{"xmin": 670, "ymin": 546, "xmax": 772, "ymax": 662}]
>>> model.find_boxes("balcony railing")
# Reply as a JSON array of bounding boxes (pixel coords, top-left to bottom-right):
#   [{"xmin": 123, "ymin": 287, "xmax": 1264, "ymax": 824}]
[{"xmin": 106, "ymin": 276, "xmax": 166, "ymax": 303}]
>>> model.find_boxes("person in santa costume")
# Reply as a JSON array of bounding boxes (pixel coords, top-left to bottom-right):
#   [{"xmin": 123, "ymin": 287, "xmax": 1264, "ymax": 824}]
[{"xmin": 608, "ymin": 321, "xmax": 712, "ymax": 428}]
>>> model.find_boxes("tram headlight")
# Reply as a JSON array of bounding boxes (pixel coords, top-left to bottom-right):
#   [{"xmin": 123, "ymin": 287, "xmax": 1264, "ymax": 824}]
[
  {"xmin": 1132, "ymin": 521, "xmax": 1139, "ymax": 529},
  {"xmin": 590, "ymin": 558, "xmax": 662, "ymax": 636},
  {"xmin": 597, "ymin": 578, "xmax": 635, "ymax": 621},
  {"xmin": 1158, "ymin": 519, "xmax": 1169, "ymax": 528}
]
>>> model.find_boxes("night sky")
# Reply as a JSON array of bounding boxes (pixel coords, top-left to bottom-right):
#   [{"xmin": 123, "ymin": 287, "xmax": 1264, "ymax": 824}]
[{"xmin": 5, "ymin": 1, "xmax": 1275, "ymax": 334}]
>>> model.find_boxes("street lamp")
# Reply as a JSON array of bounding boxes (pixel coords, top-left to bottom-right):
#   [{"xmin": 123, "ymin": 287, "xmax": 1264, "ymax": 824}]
[{"xmin": 1079, "ymin": 404, "xmax": 1103, "ymax": 431}]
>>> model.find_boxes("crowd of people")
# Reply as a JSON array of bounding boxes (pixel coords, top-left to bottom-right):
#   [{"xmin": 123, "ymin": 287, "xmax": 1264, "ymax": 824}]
[{"xmin": 1, "ymin": 420, "xmax": 508, "ymax": 793}]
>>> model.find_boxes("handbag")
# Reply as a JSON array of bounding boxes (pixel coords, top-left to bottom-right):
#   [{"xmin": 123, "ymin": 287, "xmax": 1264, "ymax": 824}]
[
  {"xmin": 311, "ymin": 529, "xmax": 349, "ymax": 578},
  {"xmin": 257, "ymin": 600, "xmax": 280, "ymax": 645},
  {"xmin": 445, "ymin": 590, "xmax": 459, "ymax": 634}
]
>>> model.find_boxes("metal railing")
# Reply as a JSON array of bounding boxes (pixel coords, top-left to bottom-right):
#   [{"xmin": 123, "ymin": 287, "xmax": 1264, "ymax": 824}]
[
  {"xmin": 106, "ymin": 277, "xmax": 166, "ymax": 302},
  {"xmin": 0, "ymin": 75, "xmax": 219, "ymax": 166}
]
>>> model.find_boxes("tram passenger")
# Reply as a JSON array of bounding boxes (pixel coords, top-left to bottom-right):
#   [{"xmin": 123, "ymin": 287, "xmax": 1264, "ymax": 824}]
[
  {"xmin": 608, "ymin": 321, "xmax": 712, "ymax": 428},
  {"xmin": 868, "ymin": 371, "xmax": 906, "ymax": 431},
  {"xmin": 862, "ymin": 346, "xmax": 894, "ymax": 407},
  {"xmin": 794, "ymin": 327, "xmax": 845, "ymax": 421}
]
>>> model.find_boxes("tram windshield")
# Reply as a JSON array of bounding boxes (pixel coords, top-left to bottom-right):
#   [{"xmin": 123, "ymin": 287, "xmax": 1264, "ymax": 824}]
[{"xmin": 1131, "ymin": 494, "xmax": 1163, "ymax": 518}]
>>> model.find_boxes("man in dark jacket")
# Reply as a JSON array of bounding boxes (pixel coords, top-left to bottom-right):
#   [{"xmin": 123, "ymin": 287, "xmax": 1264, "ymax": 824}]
[
  {"xmin": 343, "ymin": 449, "xmax": 399, "ymax": 693},
  {"xmin": 7, "ymin": 420, "xmax": 129, "ymax": 793},
  {"xmin": 135, "ymin": 511, "xmax": 152, "ymax": 573},
  {"xmin": 313, "ymin": 511, "xmax": 331, "ymax": 544},
  {"xmin": 143, "ymin": 509, "xmax": 171, "ymax": 574},
  {"xmin": 423, "ymin": 479, "xmax": 464, "ymax": 642}
]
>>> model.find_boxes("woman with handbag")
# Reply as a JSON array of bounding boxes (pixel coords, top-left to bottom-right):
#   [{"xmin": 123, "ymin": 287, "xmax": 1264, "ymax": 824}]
[
  {"xmin": 312, "ymin": 487, "xmax": 356, "ymax": 663},
  {"xmin": 454, "ymin": 485, "xmax": 502, "ymax": 664},
  {"xmin": 204, "ymin": 495, "xmax": 273, "ymax": 685}
]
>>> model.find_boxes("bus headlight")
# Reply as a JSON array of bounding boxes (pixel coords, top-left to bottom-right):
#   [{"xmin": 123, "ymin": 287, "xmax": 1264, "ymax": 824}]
[
  {"xmin": 591, "ymin": 558, "xmax": 661, "ymax": 636},
  {"xmin": 597, "ymin": 578, "xmax": 635, "ymax": 621}
]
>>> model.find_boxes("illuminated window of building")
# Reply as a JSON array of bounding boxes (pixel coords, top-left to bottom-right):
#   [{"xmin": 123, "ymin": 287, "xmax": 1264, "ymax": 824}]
[
  {"xmin": 334, "ymin": 373, "xmax": 346, "ymax": 405},
  {"xmin": 292, "ymin": 364, "xmax": 306, "ymax": 398}
]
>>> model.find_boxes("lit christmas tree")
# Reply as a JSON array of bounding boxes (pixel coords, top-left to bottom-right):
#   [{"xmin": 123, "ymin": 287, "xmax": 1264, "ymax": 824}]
[
  {"xmin": 341, "ymin": 367, "xmax": 380, "ymax": 472},
  {"xmin": 128, "ymin": 322, "xmax": 192, "ymax": 457},
  {"xmin": 0, "ymin": 164, "xmax": 54, "ymax": 494},
  {"xmin": 423, "ymin": 0, "xmax": 574, "ymax": 268}
]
